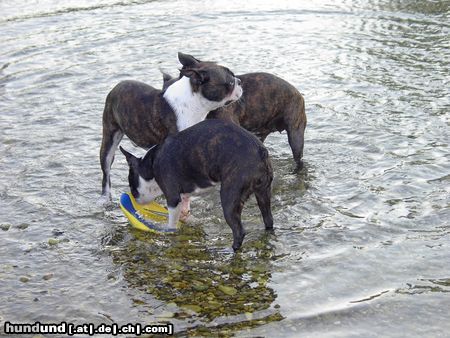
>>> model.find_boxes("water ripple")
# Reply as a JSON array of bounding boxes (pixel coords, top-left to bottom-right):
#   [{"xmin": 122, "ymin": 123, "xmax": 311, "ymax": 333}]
[{"xmin": 1, "ymin": 0, "xmax": 449, "ymax": 336}]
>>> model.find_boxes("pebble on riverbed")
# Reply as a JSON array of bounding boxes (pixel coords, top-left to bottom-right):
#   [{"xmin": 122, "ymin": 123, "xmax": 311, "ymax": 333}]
[
  {"xmin": 218, "ymin": 285, "xmax": 238, "ymax": 296},
  {"xmin": 0, "ymin": 223, "xmax": 11, "ymax": 231},
  {"xmin": 48, "ymin": 238, "xmax": 60, "ymax": 246},
  {"xmin": 16, "ymin": 223, "xmax": 29, "ymax": 230},
  {"xmin": 42, "ymin": 273, "xmax": 53, "ymax": 281}
]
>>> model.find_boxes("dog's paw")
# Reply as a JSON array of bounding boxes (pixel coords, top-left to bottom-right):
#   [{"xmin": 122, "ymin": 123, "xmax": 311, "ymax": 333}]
[
  {"xmin": 96, "ymin": 194, "xmax": 112, "ymax": 208},
  {"xmin": 180, "ymin": 210, "xmax": 191, "ymax": 223}
]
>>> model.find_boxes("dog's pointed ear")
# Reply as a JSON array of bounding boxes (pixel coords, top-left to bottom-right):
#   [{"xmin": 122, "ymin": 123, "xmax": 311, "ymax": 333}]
[
  {"xmin": 162, "ymin": 71, "xmax": 174, "ymax": 84},
  {"xmin": 142, "ymin": 145, "xmax": 158, "ymax": 164},
  {"xmin": 120, "ymin": 146, "xmax": 137, "ymax": 165},
  {"xmin": 180, "ymin": 68, "xmax": 209, "ymax": 86},
  {"xmin": 178, "ymin": 52, "xmax": 201, "ymax": 68}
]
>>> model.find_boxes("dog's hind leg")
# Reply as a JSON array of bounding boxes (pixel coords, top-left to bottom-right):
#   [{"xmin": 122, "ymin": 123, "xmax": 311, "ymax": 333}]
[
  {"xmin": 255, "ymin": 185, "xmax": 274, "ymax": 230},
  {"xmin": 100, "ymin": 126, "xmax": 123, "ymax": 200},
  {"xmin": 287, "ymin": 124, "xmax": 305, "ymax": 171},
  {"xmin": 285, "ymin": 94, "xmax": 306, "ymax": 171},
  {"xmin": 220, "ymin": 184, "xmax": 247, "ymax": 251}
]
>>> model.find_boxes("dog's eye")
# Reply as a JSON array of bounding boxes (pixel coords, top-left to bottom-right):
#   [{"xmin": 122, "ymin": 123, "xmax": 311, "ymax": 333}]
[{"xmin": 227, "ymin": 80, "xmax": 234, "ymax": 88}]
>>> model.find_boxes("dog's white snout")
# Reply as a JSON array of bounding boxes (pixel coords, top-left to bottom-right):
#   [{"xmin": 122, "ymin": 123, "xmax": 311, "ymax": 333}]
[
  {"xmin": 136, "ymin": 177, "xmax": 163, "ymax": 205},
  {"xmin": 232, "ymin": 77, "xmax": 243, "ymax": 100}
]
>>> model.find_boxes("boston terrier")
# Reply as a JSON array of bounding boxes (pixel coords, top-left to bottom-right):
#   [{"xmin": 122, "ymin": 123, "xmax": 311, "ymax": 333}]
[
  {"xmin": 120, "ymin": 119, "xmax": 274, "ymax": 251},
  {"xmin": 163, "ymin": 66, "xmax": 306, "ymax": 170},
  {"xmin": 99, "ymin": 53, "xmax": 243, "ymax": 202}
]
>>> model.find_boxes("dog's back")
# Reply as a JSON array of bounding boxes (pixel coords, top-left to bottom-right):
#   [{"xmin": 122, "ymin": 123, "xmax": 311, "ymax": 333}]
[
  {"xmin": 209, "ymin": 72, "xmax": 305, "ymax": 136},
  {"xmin": 104, "ymin": 80, "xmax": 177, "ymax": 147},
  {"xmin": 155, "ymin": 119, "xmax": 272, "ymax": 187}
]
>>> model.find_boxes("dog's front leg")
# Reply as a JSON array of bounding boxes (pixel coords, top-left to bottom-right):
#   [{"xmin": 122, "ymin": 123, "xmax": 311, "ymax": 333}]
[
  {"xmin": 180, "ymin": 194, "xmax": 191, "ymax": 222},
  {"xmin": 167, "ymin": 200, "xmax": 181, "ymax": 229}
]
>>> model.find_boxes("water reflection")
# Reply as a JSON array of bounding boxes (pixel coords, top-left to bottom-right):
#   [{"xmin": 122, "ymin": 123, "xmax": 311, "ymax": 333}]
[
  {"xmin": 364, "ymin": 0, "xmax": 450, "ymax": 15},
  {"xmin": 397, "ymin": 278, "xmax": 450, "ymax": 295},
  {"xmin": 109, "ymin": 223, "xmax": 283, "ymax": 333}
]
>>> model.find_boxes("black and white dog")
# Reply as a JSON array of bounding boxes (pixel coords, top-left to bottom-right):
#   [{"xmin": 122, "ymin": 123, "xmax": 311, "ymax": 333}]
[
  {"xmin": 120, "ymin": 119, "xmax": 274, "ymax": 251},
  {"xmin": 163, "ymin": 64, "xmax": 306, "ymax": 170},
  {"xmin": 99, "ymin": 53, "xmax": 243, "ymax": 202}
]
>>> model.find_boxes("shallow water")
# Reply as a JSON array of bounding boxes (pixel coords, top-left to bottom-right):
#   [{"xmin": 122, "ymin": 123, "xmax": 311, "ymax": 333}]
[{"xmin": 0, "ymin": 0, "xmax": 449, "ymax": 337}]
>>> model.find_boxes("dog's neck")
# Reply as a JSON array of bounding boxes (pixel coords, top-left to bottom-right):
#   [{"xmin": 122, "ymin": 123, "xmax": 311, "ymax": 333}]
[{"xmin": 163, "ymin": 76, "xmax": 219, "ymax": 131}]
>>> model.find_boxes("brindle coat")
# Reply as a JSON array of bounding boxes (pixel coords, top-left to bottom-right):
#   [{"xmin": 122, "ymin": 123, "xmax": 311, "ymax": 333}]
[
  {"xmin": 100, "ymin": 53, "xmax": 240, "ymax": 198},
  {"xmin": 163, "ymin": 71, "xmax": 307, "ymax": 170}
]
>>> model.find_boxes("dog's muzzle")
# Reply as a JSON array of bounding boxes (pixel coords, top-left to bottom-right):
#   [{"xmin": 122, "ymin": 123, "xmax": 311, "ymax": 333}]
[{"xmin": 231, "ymin": 77, "xmax": 243, "ymax": 101}]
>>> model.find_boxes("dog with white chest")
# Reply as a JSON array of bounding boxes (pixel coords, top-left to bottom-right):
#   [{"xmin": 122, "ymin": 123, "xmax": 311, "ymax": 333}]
[
  {"xmin": 99, "ymin": 52, "xmax": 242, "ymax": 202},
  {"xmin": 163, "ymin": 58, "xmax": 307, "ymax": 171}
]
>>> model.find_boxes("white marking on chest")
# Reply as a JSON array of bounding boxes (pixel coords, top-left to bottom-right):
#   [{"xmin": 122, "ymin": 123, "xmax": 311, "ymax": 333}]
[
  {"xmin": 136, "ymin": 177, "xmax": 163, "ymax": 204},
  {"xmin": 163, "ymin": 76, "xmax": 226, "ymax": 131}
]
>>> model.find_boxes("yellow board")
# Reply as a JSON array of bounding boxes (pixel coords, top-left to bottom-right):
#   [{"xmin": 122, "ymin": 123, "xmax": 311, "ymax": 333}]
[{"xmin": 119, "ymin": 192, "xmax": 180, "ymax": 233}]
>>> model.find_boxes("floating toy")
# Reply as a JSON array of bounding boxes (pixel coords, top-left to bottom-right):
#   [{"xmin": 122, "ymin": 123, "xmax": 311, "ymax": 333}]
[{"xmin": 119, "ymin": 192, "xmax": 179, "ymax": 233}]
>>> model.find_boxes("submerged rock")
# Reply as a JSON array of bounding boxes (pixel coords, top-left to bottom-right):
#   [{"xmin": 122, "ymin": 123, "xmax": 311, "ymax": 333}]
[
  {"xmin": 42, "ymin": 273, "xmax": 53, "ymax": 281},
  {"xmin": 0, "ymin": 224, "xmax": 11, "ymax": 231},
  {"xmin": 218, "ymin": 285, "xmax": 238, "ymax": 296},
  {"xmin": 48, "ymin": 238, "xmax": 60, "ymax": 246},
  {"xmin": 181, "ymin": 304, "xmax": 202, "ymax": 313}
]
